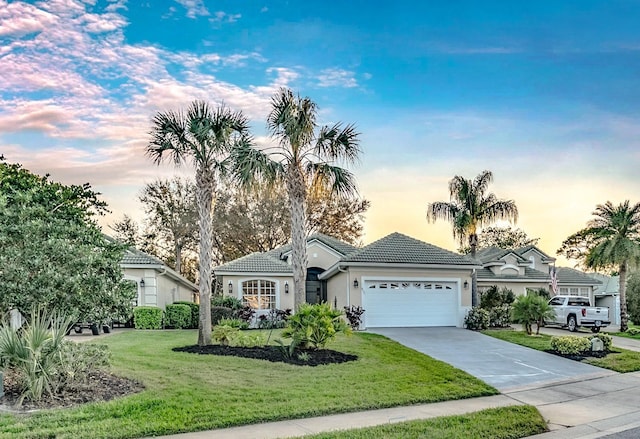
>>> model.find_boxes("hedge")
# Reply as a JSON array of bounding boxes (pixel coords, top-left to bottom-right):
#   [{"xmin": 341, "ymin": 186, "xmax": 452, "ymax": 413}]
[
  {"xmin": 133, "ymin": 306, "xmax": 163, "ymax": 329},
  {"xmin": 165, "ymin": 304, "xmax": 191, "ymax": 329},
  {"xmin": 173, "ymin": 301, "xmax": 199, "ymax": 329},
  {"xmin": 211, "ymin": 306, "xmax": 233, "ymax": 326}
]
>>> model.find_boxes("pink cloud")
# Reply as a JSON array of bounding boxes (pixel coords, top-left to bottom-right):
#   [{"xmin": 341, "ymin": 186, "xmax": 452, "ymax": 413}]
[{"xmin": 0, "ymin": 1, "xmax": 58, "ymax": 37}]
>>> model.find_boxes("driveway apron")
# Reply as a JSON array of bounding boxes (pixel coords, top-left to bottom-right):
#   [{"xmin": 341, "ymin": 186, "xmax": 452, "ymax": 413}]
[{"xmin": 368, "ymin": 327, "xmax": 614, "ymax": 391}]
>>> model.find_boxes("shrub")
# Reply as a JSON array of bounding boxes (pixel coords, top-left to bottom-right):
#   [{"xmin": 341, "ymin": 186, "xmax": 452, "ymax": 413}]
[
  {"xmin": 0, "ymin": 308, "xmax": 74, "ymax": 405},
  {"xmin": 488, "ymin": 304, "xmax": 512, "ymax": 328},
  {"xmin": 257, "ymin": 309, "xmax": 291, "ymax": 329},
  {"xmin": 51, "ymin": 342, "xmax": 110, "ymax": 392},
  {"xmin": 233, "ymin": 306, "xmax": 255, "ymax": 325},
  {"xmin": 165, "ymin": 304, "xmax": 191, "ymax": 329},
  {"xmin": 133, "ymin": 306, "xmax": 163, "ymax": 329},
  {"xmin": 464, "ymin": 307, "xmax": 490, "ymax": 330},
  {"xmin": 627, "ymin": 328, "xmax": 640, "ymax": 336},
  {"xmin": 233, "ymin": 331, "xmax": 267, "ymax": 348},
  {"xmin": 211, "ymin": 296, "xmax": 243, "ymax": 310},
  {"xmin": 173, "ymin": 301, "xmax": 199, "ymax": 329},
  {"xmin": 511, "ymin": 294, "xmax": 555, "ymax": 335},
  {"xmin": 480, "ymin": 286, "xmax": 515, "ymax": 309},
  {"xmin": 550, "ymin": 336, "xmax": 591, "ymax": 355},
  {"xmin": 283, "ymin": 303, "xmax": 351, "ymax": 349},
  {"xmin": 212, "ymin": 325, "xmax": 239, "ymax": 346},
  {"xmin": 589, "ymin": 333, "xmax": 612, "ymax": 351},
  {"xmin": 211, "ymin": 306, "xmax": 233, "ymax": 326},
  {"xmin": 344, "ymin": 305, "xmax": 365, "ymax": 330},
  {"xmin": 218, "ymin": 317, "xmax": 249, "ymax": 330}
]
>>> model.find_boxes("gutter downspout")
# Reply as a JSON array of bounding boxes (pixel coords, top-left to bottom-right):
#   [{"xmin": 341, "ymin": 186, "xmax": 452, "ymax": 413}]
[{"xmin": 338, "ymin": 265, "xmax": 350, "ymax": 307}]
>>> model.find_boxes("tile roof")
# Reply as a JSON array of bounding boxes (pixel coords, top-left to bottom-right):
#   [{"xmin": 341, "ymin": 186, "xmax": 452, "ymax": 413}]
[
  {"xmin": 214, "ymin": 252, "xmax": 293, "ymax": 273},
  {"xmin": 556, "ymin": 267, "xmax": 602, "ymax": 285},
  {"xmin": 341, "ymin": 232, "xmax": 477, "ymax": 265},
  {"xmin": 121, "ymin": 248, "xmax": 165, "ymax": 266},
  {"xmin": 477, "ymin": 267, "xmax": 551, "ymax": 281},
  {"xmin": 275, "ymin": 233, "xmax": 358, "ymax": 258},
  {"xmin": 475, "ymin": 246, "xmax": 527, "ymax": 264}
]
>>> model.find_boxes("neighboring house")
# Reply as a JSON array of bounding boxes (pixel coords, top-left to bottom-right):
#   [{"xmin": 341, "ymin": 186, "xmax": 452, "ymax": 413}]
[
  {"xmin": 591, "ymin": 273, "xmax": 621, "ymax": 325},
  {"xmin": 475, "ymin": 246, "xmax": 602, "ymax": 304},
  {"xmin": 121, "ymin": 247, "xmax": 198, "ymax": 309},
  {"xmin": 215, "ymin": 232, "xmax": 478, "ymax": 328}
]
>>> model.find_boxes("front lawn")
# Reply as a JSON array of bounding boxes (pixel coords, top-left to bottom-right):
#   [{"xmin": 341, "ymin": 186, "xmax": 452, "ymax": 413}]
[
  {"xmin": 300, "ymin": 405, "xmax": 547, "ymax": 439},
  {"xmin": 0, "ymin": 330, "xmax": 497, "ymax": 439},
  {"xmin": 482, "ymin": 330, "xmax": 640, "ymax": 373}
]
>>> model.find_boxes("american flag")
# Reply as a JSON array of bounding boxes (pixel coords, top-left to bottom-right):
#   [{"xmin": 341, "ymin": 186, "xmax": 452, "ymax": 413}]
[{"xmin": 550, "ymin": 266, "xmax": 559, "ymax": 294}]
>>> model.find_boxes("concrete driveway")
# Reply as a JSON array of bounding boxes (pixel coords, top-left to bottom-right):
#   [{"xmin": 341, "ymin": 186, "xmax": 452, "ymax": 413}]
[{"xmin": 368, "ymin": 327, "xmax": 615, "ymax": 391}]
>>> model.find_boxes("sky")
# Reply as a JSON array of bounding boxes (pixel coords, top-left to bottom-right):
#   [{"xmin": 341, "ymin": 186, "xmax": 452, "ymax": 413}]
[{"xmin": 2, "ymin": 0, "xmax": 640, "ymax": 266}]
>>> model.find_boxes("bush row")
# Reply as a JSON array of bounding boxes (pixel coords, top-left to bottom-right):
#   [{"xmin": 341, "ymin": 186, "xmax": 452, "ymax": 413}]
[
  {"xmin": 550, "ymin": 333, "xmax": 612, "ymax": 355},
  {"xmin": 133, "ymin": 302, "xmax": 199, "ymax": 330}
]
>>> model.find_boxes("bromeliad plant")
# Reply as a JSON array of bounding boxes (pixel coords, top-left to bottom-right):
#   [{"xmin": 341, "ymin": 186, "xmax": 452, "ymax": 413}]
[{"xmin": 282, "ymin": 303, "xmax": 351, "ymax": 349}]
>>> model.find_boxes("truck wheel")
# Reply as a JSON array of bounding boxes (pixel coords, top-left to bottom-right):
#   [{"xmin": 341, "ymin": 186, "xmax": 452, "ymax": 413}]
[
  {"xmin": 567, "ymin": 316, "xmax": 578, "ymax": 332},
  {"xmin": 591, "ymin": 326, "xmax": 601, "ymax": 333}
]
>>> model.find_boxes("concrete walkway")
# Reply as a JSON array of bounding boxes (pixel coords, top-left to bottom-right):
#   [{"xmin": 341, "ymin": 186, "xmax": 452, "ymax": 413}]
[{"xmin": 149, "ymin": 328, "xmax": 640, "ymax": 439}]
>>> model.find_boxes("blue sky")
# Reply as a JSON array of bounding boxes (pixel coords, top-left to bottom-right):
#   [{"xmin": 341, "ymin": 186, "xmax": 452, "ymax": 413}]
[{"xmin": 2, "ymin": 0, "xmax": 640, "ymax": 264}]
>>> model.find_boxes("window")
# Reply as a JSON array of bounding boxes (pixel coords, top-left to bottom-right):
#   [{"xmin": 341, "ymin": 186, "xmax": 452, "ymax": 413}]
[
  {"xmin": 558, "ymin": 287, "xmax": 590, "ymax": 297},
  {"xmin": 549, "ymin": 297, "xmax": 563, "ymax": 306},
  {"xmin": 242, "ymin": 279, "xmax": 276, "ymax": 310}
]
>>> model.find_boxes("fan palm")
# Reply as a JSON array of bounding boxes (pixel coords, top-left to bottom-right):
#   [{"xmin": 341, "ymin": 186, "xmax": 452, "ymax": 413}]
[
  {"xmin": 427, "ymin": 170, "xmax": 519, "ymax": 306},
  {"xmin": 231, "ymin": 88, "xmax": 361, "ymax": 309},
  {"xmin": 147, "ymin": 101, "xmax": 251, "ymax": 346},
  {"xmin": 558, "ymin": 200, "xmax": 640, "ymax": 332}
]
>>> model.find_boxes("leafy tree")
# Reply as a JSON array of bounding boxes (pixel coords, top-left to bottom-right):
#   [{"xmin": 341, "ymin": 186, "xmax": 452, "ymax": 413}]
[
  {"xmin": 112, "ymin": 178, "xmax": 199, "ymax": 281},
  {"xmin": 147, "ymin": 101, "xmax": 251, "ymax": 346},
  {"xmin": 0, "ymin": 160, "xmax": 134, "ymax": 323},
  {"xmin": 459, "ymin": 226, "xmax": 539, "ymax": 253},
  {"xmin": 231, "ymin": 88, "xmax": 361, "ymax": 309},
  {"xmin": 213, "ymin": 184, "xmax": 369, "ymax": 263},
  {"xmin": 626, "ymin": 272, "xmax": 640, "ymax": 325},
  {"xmin": 557, "ymin": 201, "xmax": 640, "ymax": 332},
  {"xmin": 427, "ymin": 170, "xmax": 519, "ymax": 306}
]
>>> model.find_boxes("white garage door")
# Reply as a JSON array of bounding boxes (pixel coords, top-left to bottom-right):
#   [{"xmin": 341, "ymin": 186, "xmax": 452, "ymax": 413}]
[{"xmin": 363, "ymin": 280, "xmax": 459, "ymax": 327}]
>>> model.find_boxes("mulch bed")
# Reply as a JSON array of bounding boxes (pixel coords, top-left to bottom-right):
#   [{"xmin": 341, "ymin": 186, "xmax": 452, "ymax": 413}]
[
  {"xmin": 545, "ymin": 349, "xmax": 609, "ymax": 361},
  {"xmin": 173, "ymin": 344, "xmax": 358, "ymax": 366},
  {"xmin": 1, "ymin": 369, "xmax": 144, "ymax": 412}
]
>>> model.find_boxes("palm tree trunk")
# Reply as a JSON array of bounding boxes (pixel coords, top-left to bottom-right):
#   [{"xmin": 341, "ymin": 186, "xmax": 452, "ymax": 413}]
[
  {"xmin": 287, "ymin": 167, "xmax": 308, "ymax": 310},
  {"xmin": 196, "ymin": 169, "xmax": 214, "ymax": 346},
  {"xmin": 620, "ymin": 262, "xmax": 629, "ymax": 332},
  {"xmin": 469, "ymin": 234, "xmax": 479, "ymax": 307}
]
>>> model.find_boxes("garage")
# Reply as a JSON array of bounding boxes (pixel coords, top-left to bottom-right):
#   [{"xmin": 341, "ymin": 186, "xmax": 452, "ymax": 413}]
[{"xmin": 363, "ymin": 280, "xmax": 459, "ymax": 327}]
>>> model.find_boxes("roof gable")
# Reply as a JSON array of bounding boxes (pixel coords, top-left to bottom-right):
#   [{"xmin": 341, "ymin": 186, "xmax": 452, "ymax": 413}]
[{"xmin": 341, "ymin": 232, "xmax": 476, "ymax": 266}]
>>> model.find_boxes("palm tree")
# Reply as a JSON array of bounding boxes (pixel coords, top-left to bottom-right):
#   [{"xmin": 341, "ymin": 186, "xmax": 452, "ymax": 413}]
[
  {"xmin": 147, "ymin": 101, "xmax": 250, "ymax": 346},
  {"xmin": 231, "ymin": 88, "xmax": 361, "ymax": 309},
  {"xmin": 427, "ymin": 170, "xmax": 518, "ymax": 306},
  {"xmin": 557, "ymin": 200, "xmax": 640, "ymax": 332}
]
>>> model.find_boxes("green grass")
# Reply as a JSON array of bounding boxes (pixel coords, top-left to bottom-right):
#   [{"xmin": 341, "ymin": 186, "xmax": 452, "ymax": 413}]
[
  {"xmin": 0, "ymin": 330, "xmax": 497, "ymax": 439},
  {"xmin": 300, "ymin": 405, "xmax": 547, "ymax": 439},
  {"xmin": 482, "ymin": 329, "xmax": 640, "ymax": 373}
]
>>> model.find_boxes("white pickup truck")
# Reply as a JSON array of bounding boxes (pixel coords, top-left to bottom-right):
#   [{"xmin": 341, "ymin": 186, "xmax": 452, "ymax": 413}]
[{"xmin": 547, "ymin": 295, "xmax": 611, "ymax": 333}]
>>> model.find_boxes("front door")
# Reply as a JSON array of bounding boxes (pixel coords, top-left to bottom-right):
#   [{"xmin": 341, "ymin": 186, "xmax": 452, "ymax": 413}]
[{"xmin": 305, "ymin": 267, "xmax": 326, "ymax": 304}]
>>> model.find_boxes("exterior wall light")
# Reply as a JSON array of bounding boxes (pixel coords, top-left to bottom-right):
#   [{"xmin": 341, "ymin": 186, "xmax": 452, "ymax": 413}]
[
  {"xmin": 140, "ymin": 278, "xmax": 145, "ymax": 288},
  {"xmin": 353, "ymin": 279, "xmax": 359, "ymax": 288},
  {"xmin": 463, "ymin": 280, "xmax": 469, "ymax": 290},
  {"xmin": 228, "ymin": 281, "xmax": 233, "ymax": 295},
  {"xmin": 285, "ymin": 281, "xmax": 289, "ymax": 294}
]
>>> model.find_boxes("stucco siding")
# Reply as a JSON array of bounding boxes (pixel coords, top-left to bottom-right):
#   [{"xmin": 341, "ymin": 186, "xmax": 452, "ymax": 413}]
[
  {"xmin": 222, "ymin": 275, "xmax": 295, "ymax": 311},
  {"xmin": 306, "ymin": 242, "xmax": 343, "ymax": 270}
]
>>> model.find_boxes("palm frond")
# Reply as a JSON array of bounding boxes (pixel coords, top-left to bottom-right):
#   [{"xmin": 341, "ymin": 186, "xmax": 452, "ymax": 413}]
[
  {"xmin": 267, "ymin": 88, "xmax": 317, "ymax": 156},
  {"xmin": 306, "ymin": 162, "xmax": 358, "ymax": 198},
  {"xmin": 228, "ymin": 141, "xmax": 283, "ymax": 188},
  {"xmin": 314, "ymin": 123, "xmax": 361, "ymax": 164}
]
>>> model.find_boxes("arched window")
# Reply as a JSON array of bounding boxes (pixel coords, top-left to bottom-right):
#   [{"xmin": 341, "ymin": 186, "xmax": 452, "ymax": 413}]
[{"xmin": 242, "ymin": 279, "xmax": 276, "ymax": 309}]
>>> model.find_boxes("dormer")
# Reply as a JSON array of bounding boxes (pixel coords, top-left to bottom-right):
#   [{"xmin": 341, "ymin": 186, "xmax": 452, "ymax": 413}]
[{"xmin": 516, "ymin": 246, "xmax": 555, "ymax": 274}]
